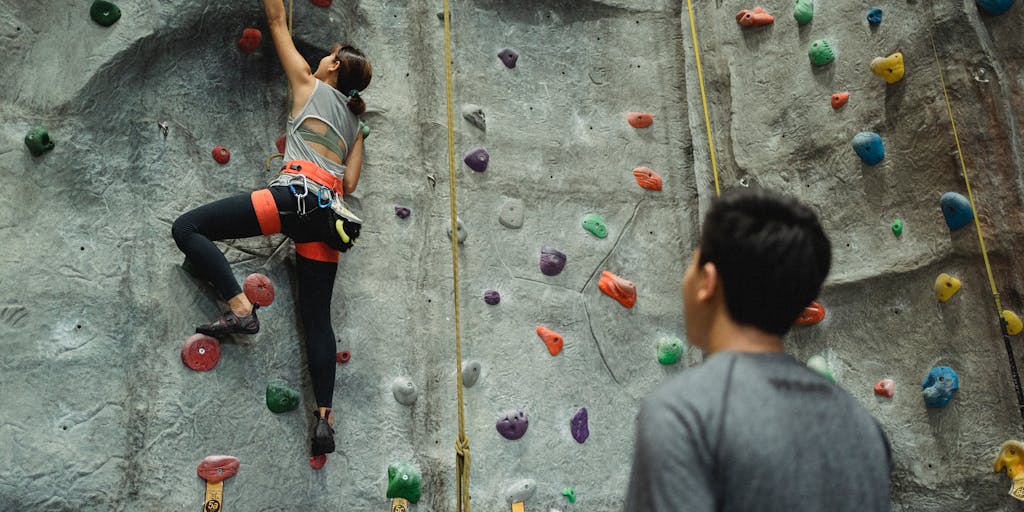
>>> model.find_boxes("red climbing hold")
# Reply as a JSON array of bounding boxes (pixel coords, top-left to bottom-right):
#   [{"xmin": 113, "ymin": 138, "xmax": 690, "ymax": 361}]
[
  {"xmin": 831, "ymin": 92, "xmax": 849, "ymax": 109},
  {"xmin": 275, "ymin": 133, "xmax": 287, "ymax": 153},
  {"xmin": 874, "ymin": 378, "xmax": 895, "ymax": 398},
  {"xmin": 632, "ymin": 167, "xmax": 663, "ymax": 191},
  {"xmin": 536, "ymin": 326, "xmax": 564, "ymax": 356},
  {"xmin": 182, "ymin": 334, "xmax": 221, "ymax": 372},
  {"xmin": 794, "ymin": 301, "xmax": 826, "ymax": 326},
  {"xmin": 212, "ymin": 146, "xmax": 230, "ymax": 164},
  {"xmin": 197, "ymin": 455, "xmax": 240, "ymax": 483},
  {"xmin": 310, "ymin": 0, "xmax": 331, "ymax": 6},
  {"xmin": 336, "ymin": 351, "xmax": 351, "ymax": 364},
  {"xmin": 309, "ymin": 454, "xmax": 327, "ymax": 470},
  {"xmin": 237, "ymin": 28, "xmax": 262, "ymax": 53},
  {"xmin": 736, "ymin": 6, "xmax": 775, "ymax": 27},
  {"xmin": 243, "ymin": 273, "xmax": 275, "ymax": 307},
  {"xmin": 598, "ymin": 271, "xmax": 637, "ymax": 308},
  {"xmin": 627, "ymin": 112, "xmax": 653, "ymax": 129}
]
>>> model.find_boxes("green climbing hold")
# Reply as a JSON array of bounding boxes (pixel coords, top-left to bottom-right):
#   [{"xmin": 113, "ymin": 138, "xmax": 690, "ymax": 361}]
[
  {"xmin": 360, "ymin": 121, "xmax": 370, "ymax": 140},
  {"xmin": 386, "ymin": 461, "xmax": 422, "ymax": 503},
  {"xmin": 808, "ymin": 40, "xmax": 835, "ymax": 66},
  {"xmin": 793, "ymin": 0, "xmax": 814, "ymax": 25},
  {"xmin": 807, "ymin": 355, "xmax": 834, "ymax": 382},
  {"xmin": 90, "ymin": 0, "xmax": 122, "ymax": 27},
  {"xmin": 562, "ymin": 487, "xmax": 577, "ymax": 503},
  {"xmin": 582, "ymin": 214, "xmax": 608, "ymax": 238},
  {"xmin": 265, "ymin": 379, "xmax": 300, "ymax": 413},
  {"xmin": 24, "ymin": 126, "xmax": 55, "ymax": 156},
  {"xmin": 891, "ymin": 219, "xmax": 903, "ymax": 236},
  {"xmin": 657, "ymin": 336, "xmax": 684, "ymax": 365}
]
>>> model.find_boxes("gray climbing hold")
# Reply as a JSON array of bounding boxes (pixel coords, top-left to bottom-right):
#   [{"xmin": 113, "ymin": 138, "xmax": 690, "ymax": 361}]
[
  {"xmin": 462, "ymin": 360, "xmax": 481, "ymax": 388},
  {"xmin": 462, "ymin": 104, "xmax": 486, "ymax": 131},
  {"xmin": 464, "ymin": 147, "xmax": 489, "ymax": 172},
  {"xmin": 447, "ymin": 217, "xmax": 467, "ymax": 244},
  {"xmin": 499, "ymin": 198, "xmax": 524, "ymax": 229},
  {"xmin": 392, "ymin": 377, "xmax": 418, "ymax": 406},
  {"xmin": 540, "ymin": 246, "xmax": 567, "ymax": 276},
  {"xmin": 498, "ymin": 48, "xmax": 519, "ymax": 68},
  {"xmin": 484, "ymin": 289, "xmax": 501, "ymax": 305},
  {"xmin": 504, "ymin": 479, "xmax": 537, "ymax": 504}
]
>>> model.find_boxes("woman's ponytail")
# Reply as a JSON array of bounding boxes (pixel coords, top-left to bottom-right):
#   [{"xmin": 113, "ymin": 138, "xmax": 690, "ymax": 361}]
[{"xmin": 334, "ymin": 44, "xmax": 372, "ymax": 117}]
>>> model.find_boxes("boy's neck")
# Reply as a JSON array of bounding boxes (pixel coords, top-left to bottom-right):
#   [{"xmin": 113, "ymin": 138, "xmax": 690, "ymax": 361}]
[{"xmin": 702, "ymin": 313, "xmax": 784, "ymax": 356}]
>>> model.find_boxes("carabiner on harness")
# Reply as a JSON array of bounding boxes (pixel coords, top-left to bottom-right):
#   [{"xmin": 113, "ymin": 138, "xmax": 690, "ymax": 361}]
[
  {"xmin": 289, "ymin": 177, "xmax": 310, "ymax": 217},
  {"xmin": 317, "ymin": 187, "xmax": 333, "ymax": 208}
]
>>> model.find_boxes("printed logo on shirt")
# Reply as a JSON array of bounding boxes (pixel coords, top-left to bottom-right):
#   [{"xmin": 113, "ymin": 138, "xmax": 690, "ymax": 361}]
[{"xmin": 769, "ymin": 378, "xmax": 832, "ymax": 394}]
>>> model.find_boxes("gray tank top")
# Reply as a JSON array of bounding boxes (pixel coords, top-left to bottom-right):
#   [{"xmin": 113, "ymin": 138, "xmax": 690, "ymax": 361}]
[{"xmin": 283, "ymin": 79, "xmax": 360, "ymax": 179}]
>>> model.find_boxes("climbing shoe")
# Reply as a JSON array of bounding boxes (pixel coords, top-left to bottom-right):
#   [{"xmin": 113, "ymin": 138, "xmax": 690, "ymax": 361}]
[
  {"xmin": 311, "ymin": 410, "xmax": 336, "ymax": 456},
  {"xmin": 196, "ymin": 304, "xmax": 260, "ymax": 337}
]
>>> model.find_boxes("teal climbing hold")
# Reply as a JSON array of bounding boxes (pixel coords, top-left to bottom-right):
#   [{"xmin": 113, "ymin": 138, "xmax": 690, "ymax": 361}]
[
  {"xmin": 360, "ymin": 121, "xmax": 370, "ymax": 140},
  {"xmin": 852, "ymin": 132, "xmax": 885, "ymax": 165},
  {"xmin": 657, "ymin": 336, "xmax": 684, "ymax": 364},
  {"xmin": 808, "ymin": 40, "xmax": 835, "ymax": 66},
  {"xmin": 891, "ymin": 219, "xmax": 903, "ymax": 236},
  {"xmin": 24, "ymin": 126, "xmax": 55, "ymax": 156},
  {"xmin": 977, "ymin": 0, "xmax": 1015, "ymax": 15},
  {"xmin": 793, "ymin": 0, "xmax": 814, "ymax": 25},
  {"xmin": 386, "ymin": 461, "xmax": 422, "ymax": 503},
  {"xmin": 265, "ymin": 380, "xmax": 300, "ymax": 413},
  {"xmin": 582, "ymin": 214, "xmax": 608, "ymax": 238},
  {"xmin": 940, "ymin": 192, "xmax": 974, "ymax": 230},
  {"xmin": 90, "ymin": 0, "xmax": 121, "ymax": 27},
  {"xmin": 562, "ymin": 487, "xmax": 577, "ymax": 503},
  {"xmin": 807, "ymin": 355, "xmax": 834, "ymax": 382}
]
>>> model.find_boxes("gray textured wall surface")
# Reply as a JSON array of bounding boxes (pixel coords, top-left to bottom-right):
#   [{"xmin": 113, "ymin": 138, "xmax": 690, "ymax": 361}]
[{"xmin": 1, "ymin": 0, "xmax": 1023, "ymax": 510}]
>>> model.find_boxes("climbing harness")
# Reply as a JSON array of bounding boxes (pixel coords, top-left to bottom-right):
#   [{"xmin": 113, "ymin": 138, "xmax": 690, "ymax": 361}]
[
  {"xmin": 270, "ymin": 160, "xmax": 362, "ymax": 252},
  {"xmin": 929, "ymin": 30, "xmax": 1024, "ymax": 427},
  {"xmin": 684, "ymin": 0, "xmax": 721, "ymax": 197}
]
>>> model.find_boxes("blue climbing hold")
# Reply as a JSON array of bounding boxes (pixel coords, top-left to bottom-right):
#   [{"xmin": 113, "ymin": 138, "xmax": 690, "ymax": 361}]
[
  {"xmin": 977, "ymin": 0, "xmax": 1015, "ymax": 15},
  {"xmin": 922, "ymin": 366, "xmax": 959, "ymax": 408},
  {"xmin": 852, "ymin": 132, "xmax": 885, "ymax": 165},
  {"xmin": 939, "ymin": 192, "xmax": 974, "ymax": 230},
  {"xmin": 866, "ymin": 8, "xmax": 882, "ymax": 24}
]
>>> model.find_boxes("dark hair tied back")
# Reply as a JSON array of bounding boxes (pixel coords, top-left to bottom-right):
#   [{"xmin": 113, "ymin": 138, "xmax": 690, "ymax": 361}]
[{"xmin": 334, "ymin": 44, "xmax": 372, "ymax": 116}]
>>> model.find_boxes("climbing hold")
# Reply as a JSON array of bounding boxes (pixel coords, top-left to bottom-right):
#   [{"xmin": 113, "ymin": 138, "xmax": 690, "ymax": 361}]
[
  {"xmin": 182, "ymin": 334, "xmax": 221, "ymax": 372},
  {"xmin": 940, "ymin": 192, "xmax": 974, "ymax": 230},
  {"xmin": 934, "ymin": 273, "xmax": 962, "ymax": 302},
  {"xmin": 1003, "ymin": 310, "xmax": 1023, "ymax": 336},
  {"xmin": 633, "ymin": 167, "xmax": 663, "ymax": 191},
  {"xmin": 657, "ymin": 336, "xmax": 684, "ymax": 364},
  {"xmin": 736, "ymin": 6, "xmax": 775, "ymax": 27},
  {"xmin": 90, "ymin": 1, "xmax": 121, "ymax": 27},
  {"xmin": 464, "ymin": 147, "xmax": 489, "ymax": 172},
  {"xmin": 582, "ymin": 214, "xmax": 608, "ymax": 238},
  {"xmin": 627, "ymin": 112, "xmax": 654, "ymax": 128},
  {"xmin": 852, "ymin": 132, "xmax": 885, "ymax": 165},
  {"xmin": 499, "ymin": 197, "xmax": 524, "ymax": 229},
  {"xmin": 394, "ymin": 206, "xmax": 411, "ymax": 218},
  {"xmin": 891, "ymin": 219, "xmax": 903, "ymax": 236},
  {"xmin": 830, "ymin": 92, "xmax": 849, "ymax": 109},
  {"xmin": 392, "ymin": 377, "xmax": 418, "ymax": 406},
  {"xmin": 387, "ymin": 461, "xmax": 423, "ymax": 504},
  {"xmin": 197, "ymin": 455, "xmax": 240, "ymax": 483},
  {"xmin": 806, "ymin": 355, "xmax": 834, "ymax": 382},
  {"xmin": 866, "ymin": 8, "xmax": 883, "ymax": 24},
  {"xmin": 598, "ymin": 271, "xmax": 637, "ymax": 308},
  {"xmin": 794, "ymin": 301, "xmax": 826, "ymax": 326},
  {"xmin": 310, "ymin": 0, "xmax": 332, "ymax": 6},
  {"xmin": 994, "ymin": 440, "xmax": 1024, "ymax": 501},
  {"xmin": 462, "ymin": 360, "xmax": 481, "ymax": 388},
  {"xmin": 462, "ymin": 104, "xmax": 486, "ymax": 131},
  {"xmin": 540, "ymin": 246, "xmax": 567, "ymax": 276},
  {"xmin": 504, "ymin": 479, "xmax": 537, "ymax": 504},
  {"xmin": 275, "ymin": 133, "xmax": 287, "ymax": 153},
  {"xmin": 793, "ymin": 0, "xmax": 814, "ymax": 24},
  {"xmin": 336, "ymin": 351, "xmax": 351, "ymax": 363},
  {"xmin": 570, "ymin": 407, "xmax": 590, "ymax": 444},
  {"xmin": 874, "ymin": 379, "xmax": 895, "ymax": 398},
  {"xmin": 266, "ymin": 379, "xmax": 300, "ymax": 413},
  {"xmin": 309, "ymin": 454, "xmax": 327, "ymax": 470},
  {"xmin": 536, "ymin": 326, "xmax": 564, "ymax": 356},
  {"xmin": 360, "ymin": 121, "xmax": 370, "ymax": 140},
  {"xmin": 498, "ymin": 48, "xmax": 519, "ymax": 68},
  {"xmin": 483, "ymin": 289, "xmax": 501, "ymax": 305},
  {"xmin": 808, "ymin": 40, "xmax": 835, "ymax": 66},
  {"xmin": 237, "ymin": 28, "xmax": 262, "ymax": 53},
  {"xmin": 977, "ymin": 0, "xmax": 1015, "ymax": 15},
  {"xmin": 870, "ymin": 52, "xmax": 905, "ymax": 84},
  {"xmin": 496, "ymin": 409, "xmax": 529, "ymax": 440},
  {"xmin": 447, "ymin": 217, "xmax": 467, "ymax": 244},
  {"xmin": 212, "ymin": 146, "xmax": 230, "ymax": 164},
  {"xmin": 243, "ymin": 273, "xmax": 274, "ymax": 307},
  {"xmin": 24, "ymin": 126, "xmax": 55, "ymax": 156},
  {"xmin": 922, "ymin": 366, "xmax": 959, "ymax": 408}
]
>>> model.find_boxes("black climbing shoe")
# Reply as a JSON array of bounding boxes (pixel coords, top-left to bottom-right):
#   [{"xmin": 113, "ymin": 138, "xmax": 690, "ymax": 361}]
[
  {"xmin": 196, "ymin": 304, "xmax": 260, "ymax": 337},
  {"xmin": 311, "ymin": 410, "xmax": 336, "ymax": 456}
]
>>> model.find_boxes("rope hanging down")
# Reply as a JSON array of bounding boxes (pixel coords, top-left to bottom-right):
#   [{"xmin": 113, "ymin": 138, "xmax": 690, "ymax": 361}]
[
  {"xmin": 442, "ymin": 1, "xmax": 473, "ymax": 510},
  {"xmin": 929, "ymin": 30, "xmax": 1024, "ymax": 427},
  {"xmin": 684, "ymin": 0, "xmax": 721, "ymax": 197}
]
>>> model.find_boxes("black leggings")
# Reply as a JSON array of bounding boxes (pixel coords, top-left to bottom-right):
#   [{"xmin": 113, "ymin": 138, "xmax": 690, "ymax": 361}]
[{"xmin": 172, "ymin": 186, "xmax": 339, "ymax": 408}]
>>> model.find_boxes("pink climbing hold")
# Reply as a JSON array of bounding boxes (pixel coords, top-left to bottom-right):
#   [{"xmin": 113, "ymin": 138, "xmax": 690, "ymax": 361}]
[
  {"xmin": 736, "ymin": 6, "xmax": 775, "ymax": 27},
  {"xmin": 243, "ymin": 273, "xmax": 275, "ymax": 307},
  {"xmin": 874, "ymin": 378, "xmax": 895, "ymax": 398},
  {"xmin": 275, "ymin": 133, "xmax": 287, "ymax": 153},
  {"xmin": 627, "ymin": 112, "xmax": 653, "ymax": 129},
  {"xmin": 831, "ymin": 92, "xmax": 849, "ymax": 109},
  {"xmin": 237, "ymin": 28, "xmax": 262, "ymax": 53},
  {"xmin": 310, "ymin": 0, "xmax": 332, "ymax": 6},
  {"xmin": 197, "ymin": 455, "xmax": 240, "ymax": 483},
  {"xmin": 633, "ymin": 167, "xmax": 663, "ymax": 191},
  {"xmin": 182, "ymin": 334, "xmax": 221, "ymax": 372},
  {"xmin": 212, "ymin": 146, "xmax": 230, "ymax": 165},
  {"xmin": 336, "ymin": 351, "xmax": 351, "ymax": 364},
  {"xmin": 598, "ymin": 271, "xmax": 637, "ymax": 308},
  {"xmin": 309, "ymin": 454, "xmax": 327, "ymax": 470}
]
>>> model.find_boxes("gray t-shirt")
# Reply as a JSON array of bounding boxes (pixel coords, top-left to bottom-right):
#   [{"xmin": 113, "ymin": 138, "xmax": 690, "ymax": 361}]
[{"xmin": 625, "ymin": 351, "xmax": 891, "ymax": 512}]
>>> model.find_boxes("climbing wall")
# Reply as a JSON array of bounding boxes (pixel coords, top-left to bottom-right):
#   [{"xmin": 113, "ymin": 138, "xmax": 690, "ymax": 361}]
[{"xmin": 2, "ymin": 0, "xmax": 1024, "ymax": 510}]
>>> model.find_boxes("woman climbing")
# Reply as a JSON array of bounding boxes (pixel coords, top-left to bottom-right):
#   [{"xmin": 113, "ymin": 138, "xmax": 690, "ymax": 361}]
[{"xmin": 171, "ymin": 0, "xmax": 372, "ymax": 457}]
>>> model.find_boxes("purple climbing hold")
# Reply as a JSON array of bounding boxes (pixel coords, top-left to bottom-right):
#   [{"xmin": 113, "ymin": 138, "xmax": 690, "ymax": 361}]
[
  {"xmin": 496, "ymin": 409, "xmax": 529, "ymax": 440},
  {"xmin": 484, "ymin": 289, "xmax": 501, "ymax": 305},
  {"xmin": 540, "ymin": 246, "xmax": 567, "ymax": 276},
  {"xmin": 571, "ymin": 407, "xmax": 590, "ymax": 444},
  {"xmin": 395, "ymin": 206, "xmax": 411, "ymax": 218},
  {"xmin": 498, "ymin": 48, "xmax": 519, "ymax": 68},
  {"xmin": 464, "ymin": 147, "xmax": 489, "ymax": 172}
]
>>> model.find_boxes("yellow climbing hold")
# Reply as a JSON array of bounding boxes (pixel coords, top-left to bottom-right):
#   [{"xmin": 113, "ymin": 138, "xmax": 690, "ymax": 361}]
[
  {"xmin": 1003, "ymin": 310, "xmax": 1023, "ymax": 336},
  {"xmin": 994, "ymin": 440, "xmax": 1024, "ymax": 501},
  {"xmin": 870, "ymin": 52, "xmax": 905, "ymax": 84},
  {"xmin": 934, "ymin": 273, "xmax": 961, "ymax": 302}
]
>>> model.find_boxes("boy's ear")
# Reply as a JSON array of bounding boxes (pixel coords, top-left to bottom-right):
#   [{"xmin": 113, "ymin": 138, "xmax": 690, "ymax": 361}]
[{"xmin": 697, "ymin": 261, "xmax": 719, "ymax": 302}]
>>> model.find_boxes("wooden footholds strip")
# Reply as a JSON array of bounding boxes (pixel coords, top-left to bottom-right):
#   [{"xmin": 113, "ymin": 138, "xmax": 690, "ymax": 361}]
[{"xmin": 391, "ymin": 497, "xmax": 410, "ymax": 512}]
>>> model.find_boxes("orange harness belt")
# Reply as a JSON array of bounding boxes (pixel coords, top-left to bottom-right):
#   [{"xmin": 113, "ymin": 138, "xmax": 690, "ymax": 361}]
[
  {"xmin": 251, "ymin": 189, "xmax": 281, "ymax": 235},
  {"xmin": 251, "ymin": 160, "xmax": 341, "ymax": 264}
]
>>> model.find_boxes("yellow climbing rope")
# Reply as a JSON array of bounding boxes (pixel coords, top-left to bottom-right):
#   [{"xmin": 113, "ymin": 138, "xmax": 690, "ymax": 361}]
[
  {"xmin": 684, "ymin": 0, "xmax": 721, "ymax": 197},
  {"xmin": 442, "ymin": 1, "xmax": 472, "ymax": 511}
]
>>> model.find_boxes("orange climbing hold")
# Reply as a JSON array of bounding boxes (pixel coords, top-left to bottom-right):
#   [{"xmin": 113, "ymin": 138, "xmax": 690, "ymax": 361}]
[
  {"xmin": 736, "ymin": 6, "xmax": 774, "ymax": 27},
  {"xmin": 633, "ymin": 167, "xmax": 663, "ymax": 191},
  {"xmin": 874, "ymin": 379, "xmax": 895, "ymax": 398},
  {"xmin": 627, "ymin": 112, "xmax": 653, "ymax": 129},
  {"xmin": 831, "ymin": 92, "xmax": 849, "ymax": 109},
  {"xmin": 794, "ymin": 301, "xmax": 826, "ymax": 326},
  {"xmin": 598, "ymin": 271, "xmax": 637, "ymax": 308},
  {"xmin": 536, "ymin": 326, "xmax": 564, "ymax": 356}
]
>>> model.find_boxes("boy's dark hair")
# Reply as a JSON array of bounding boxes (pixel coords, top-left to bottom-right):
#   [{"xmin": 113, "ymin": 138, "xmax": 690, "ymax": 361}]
[{"xmin": 698, "ymin": 187, "xmax": 832, "ymax": 336}]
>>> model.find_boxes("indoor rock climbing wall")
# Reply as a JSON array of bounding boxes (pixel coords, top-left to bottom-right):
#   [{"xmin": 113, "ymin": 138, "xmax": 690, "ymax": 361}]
[{"xmin": 2, "ymin": 0, "xmax": 1024, "ymax": 510}]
